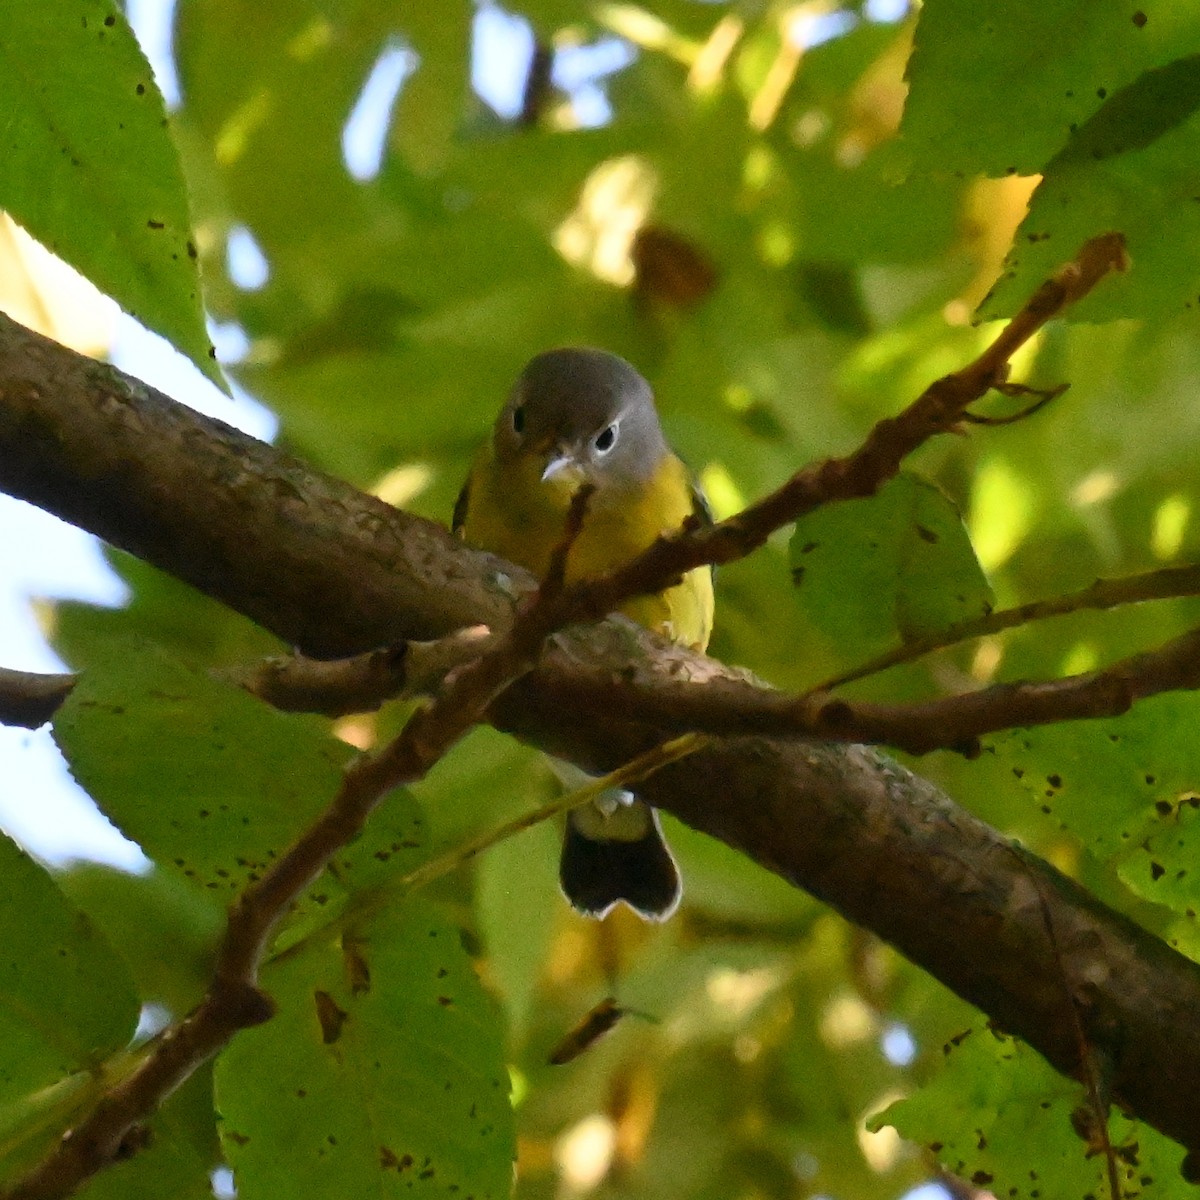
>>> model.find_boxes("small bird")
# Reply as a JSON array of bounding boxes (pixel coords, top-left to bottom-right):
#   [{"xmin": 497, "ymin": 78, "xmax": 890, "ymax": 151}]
[{"xmin": 454, "ymin": 348, "xmax": 714, "ymax": 920}]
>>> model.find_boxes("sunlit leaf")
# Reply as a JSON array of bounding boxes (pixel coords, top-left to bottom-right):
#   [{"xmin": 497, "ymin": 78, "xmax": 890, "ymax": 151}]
[
  {"xmin": 0, "ymin": 0, "xmax": 218, "ymax": 383},
  {"xmin": 902, "ymin": 0, "xmax": 1200, "ymax": 177},
  {"xmin": 1000, "ymin": 694, "xmax": 1200, "ymax": 893},
  {"xmin": 983, "ymin": 56, "xmax": 1200, "ymax": 323},
  {"xmin": 52, "ymin": 635, "xmax": 426, "ymax": 934}
]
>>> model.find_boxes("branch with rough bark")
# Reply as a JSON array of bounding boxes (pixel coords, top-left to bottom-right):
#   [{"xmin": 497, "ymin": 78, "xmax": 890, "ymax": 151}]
[{"xmin": 6, "ymin": 235, "xmax": 1200, "ymax": 1171}]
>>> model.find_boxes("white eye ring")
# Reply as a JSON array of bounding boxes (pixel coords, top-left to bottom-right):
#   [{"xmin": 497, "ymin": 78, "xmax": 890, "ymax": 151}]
[{"xmin": 594, "ymin": 422, "xmax": 619, "ymax": 454}]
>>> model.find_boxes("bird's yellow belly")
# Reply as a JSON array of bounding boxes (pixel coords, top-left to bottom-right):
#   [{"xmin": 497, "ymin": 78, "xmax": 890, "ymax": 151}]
[{"xmin": 462, "ymin": 452, "xmax": 713, "ymax": 652}]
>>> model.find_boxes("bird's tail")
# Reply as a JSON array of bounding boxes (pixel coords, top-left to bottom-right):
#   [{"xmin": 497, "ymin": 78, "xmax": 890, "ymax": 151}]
[{"xmin": 559, "ymin": 793, "xmax": 681, "ymax": 921}]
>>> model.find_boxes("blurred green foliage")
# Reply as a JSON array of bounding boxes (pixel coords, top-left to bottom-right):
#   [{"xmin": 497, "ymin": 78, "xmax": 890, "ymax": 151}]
[{"xmin": 4, "ymin": 0, "xmax": 1200, "ymax": 1197}]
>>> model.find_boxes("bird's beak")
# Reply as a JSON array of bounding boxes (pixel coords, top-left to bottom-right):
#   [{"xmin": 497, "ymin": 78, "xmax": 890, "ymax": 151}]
[{"xmin": 541, "ymin": 452, "xmax": 582, "ymax": 483}]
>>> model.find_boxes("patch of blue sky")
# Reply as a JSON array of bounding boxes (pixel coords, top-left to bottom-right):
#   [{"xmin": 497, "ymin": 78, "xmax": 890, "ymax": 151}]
[
  {"xmin": 226, "ymin": 225, "xmax": 270, "ymax": 291},
  {"xmin": 125, "ymin": 0, "xmax": 182, "ymax": 108},
  {"xmin": 866, "ymin": 0, "xmax": 910, "ymax": 23},
  {"xmin": 472, "ymin": 3, "xmax": 535, "ymax": 120},
  {"xmin": 110, "ymin": 314, "xmax": 276, "ymax": 442},
  {"xmin": 343, "ymin": 40, "xmax": 417, "ymax": 181},
  {"xmin": 801, "ymin": 10, "xmax": 859, "ymax": 48},
  {"xmin": 552, "ymin": 37, "xmax": 635, "ymax": 91},
  {"xmin": 899, "ymin": 1182, "xmax": 952, "ymax": 1200},
  {"xmin": 881, "ymin": 1021, "xmax": 917, "ymax": 1067}
]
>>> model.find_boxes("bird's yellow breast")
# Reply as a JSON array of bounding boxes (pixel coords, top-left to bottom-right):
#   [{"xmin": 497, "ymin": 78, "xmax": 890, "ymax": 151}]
[{"xmin": 460, "ymin": 446, "xmax": 713, "ymax": 653}]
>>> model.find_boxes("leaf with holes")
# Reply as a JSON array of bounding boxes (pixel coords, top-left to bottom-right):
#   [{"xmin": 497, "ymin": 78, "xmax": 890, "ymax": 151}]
[
  {"xmin": 902, "ymin": 0, "xmax": 1200, "ymax": 177},
  {"xmin": 982, "ymin": 55, "xmax": 1200, "ymax": 323},
  {"xmin": 789, "ymin": 472, "xmax": 993, "ymax": 663},
  {"xmin": 0, "ymin": 0, "xmax": 219, "ymax": 383},
  {"xmin": 53, "ymin": 635, "xmax": 346, "ymax": 898},
  {"xmin": 52, "ymin": 634, "xmax": 426, "ymax": 935},
  {"xmin": 1000, "ymin": 692, "xmax": 1200, "ymax": 904},
  {"xmin": 215, "ymin": 900, "xmax": 514, "ymax": 1200},
  {"xmin": 1117, "ymin": 798, "xmax": 1200, "ymax": 915},
  {"xmin": 871, "ymin": 1025, "xmax": 1184, "ymax": 1199}
]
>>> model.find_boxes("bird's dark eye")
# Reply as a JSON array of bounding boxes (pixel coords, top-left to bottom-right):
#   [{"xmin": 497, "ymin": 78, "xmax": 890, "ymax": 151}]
[
  {"xmin": 594, "ymin": 423, "xmax": 618, "ymax": 454},
  {"xmin": 512, "ymin": 406, "xmax": 525, "ymax": 434}
]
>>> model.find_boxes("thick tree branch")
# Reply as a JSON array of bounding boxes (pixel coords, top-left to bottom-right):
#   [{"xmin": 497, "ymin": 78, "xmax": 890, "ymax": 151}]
[
  {"xmin": 6, "ymin": 237, "xmax": 1200, "ymax": 1161},
  {"xmin": 537, "ymin": 620, "xmax": 1200, "ymax": 756}
]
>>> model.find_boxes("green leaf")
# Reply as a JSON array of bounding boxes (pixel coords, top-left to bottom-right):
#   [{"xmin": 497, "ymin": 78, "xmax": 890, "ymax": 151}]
[
  {"xmin": 55, "ymin": 549, "xmax": 281, "ymax": 673},
  {"xmin": 901, "ymin": 0, "xmax": 1200, "ymax": 177},
  {"xmin": 1001, "ymin": 693, "xmax": 1200, "ymax": 897},
  {"xmin": 414, "ymin": 725, "xmax": 547, "ymax": 851},
  {"xmin": 52, "ymin": 634, "xmax": 427, "ymax": 941},
  {"xmin": 56, "ymin": 864, "xmax": 224, "ymax": 1014},
  {"xmin": 665, "ymin": 813, "xmax": 820, "ymax": 925},
  {"xmin": 1001, "ymin": 689, "xmax": 1200, "ymax": 916},
  {"xmin": 0, "ymin": 0, "xmax": 219, "ymax": 384},
  {"xmin": 53, "ymin": 635, "xmax": 349, "ymax": 899},
  {"xmin": 982, "ymin": 55, "xmax": 1200, "ymax": 323},
  {"xmin": 1118, "ymin": 799, "xmax": 1200, "ymax": 916},
  {"xmin": 420, "ymin": 727, "xmax": 559, "ymax": 1031},
  {"xmin": 789, "ymin": 472, "xmax": 994, "ymax": 662},
  {"xmin": 785, "ymin": 147, "xmax": 965, "ymax": 267},
  {"xmin": 215, "ymin": 900, "xmax": 514, "ymax": 1200},
  {"xmin": 873, "ymin": 1025, "xmax": 1186, "ymax": 1198},
  {"xmin": 0, "ymin": 835, "xmax": 138, "ymax": 1156}
]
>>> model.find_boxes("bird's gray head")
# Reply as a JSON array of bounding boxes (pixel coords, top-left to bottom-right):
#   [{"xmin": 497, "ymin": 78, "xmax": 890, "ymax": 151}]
[{"xmin": 493, "ymin": 347, "xmax": 668, "ymax": 487}]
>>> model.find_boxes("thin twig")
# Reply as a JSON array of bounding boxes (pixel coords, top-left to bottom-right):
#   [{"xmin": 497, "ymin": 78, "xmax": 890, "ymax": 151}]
[
  {"xmin": 272, "ymin": 732, "xmax": 709, "ymax": 967},
  {"xmin": 518, "ymin": 40, "xmax": 554, "ymax": 127},
  {"xmin": 963, "ymin": 381, "xmax": 1070, "ymax": 425},
  {"xmin": 228, "ymin": 625, "xmax": 493, "ymax": 716},
  {"xmin": 550, "ymin": 620, "xmax": 1200, "ymax": 758},
  {"xmin": 797, "ymin": 622, "xmax": 1200, "ymax": 756},
  {"xmin": 813, "ymin": 562, "xmax": 1200, "ymax": 693},
  {"xmin": 388, "ymin": 733, "xmax": 701, "ymax": 900}
]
